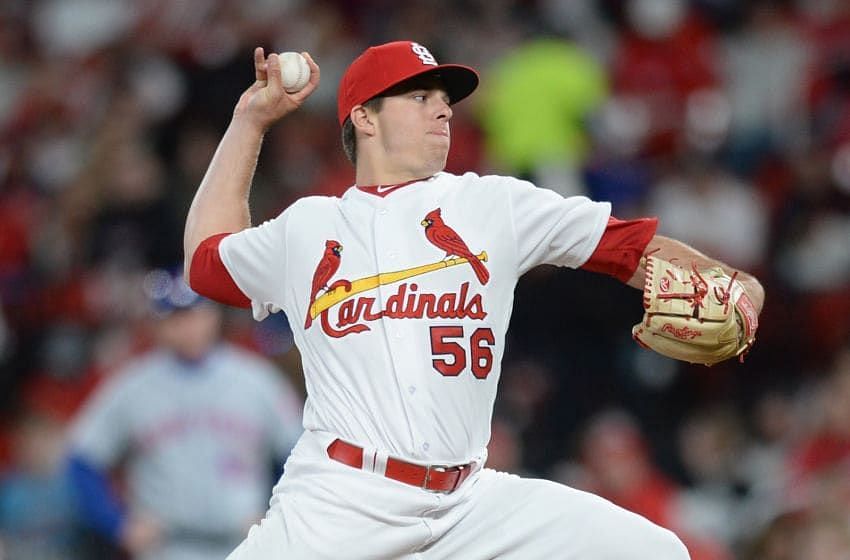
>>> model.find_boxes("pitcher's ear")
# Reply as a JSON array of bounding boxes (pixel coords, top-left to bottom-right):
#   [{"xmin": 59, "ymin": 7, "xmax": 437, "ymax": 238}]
[{"xmin": 350, "ymin": 105, "xmax": 375, "ymax": 135}]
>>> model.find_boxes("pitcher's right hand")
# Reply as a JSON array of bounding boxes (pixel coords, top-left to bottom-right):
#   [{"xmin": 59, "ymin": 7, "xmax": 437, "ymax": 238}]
[{"xmin": 233, "ymin": 48, "xmax": 320, "ymax": 131}]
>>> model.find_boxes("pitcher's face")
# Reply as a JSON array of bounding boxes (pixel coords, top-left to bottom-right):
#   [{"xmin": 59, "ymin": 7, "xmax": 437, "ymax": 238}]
[{"xmin": 372, "ymin": 86, "xmax": 453, "ymax": 177}]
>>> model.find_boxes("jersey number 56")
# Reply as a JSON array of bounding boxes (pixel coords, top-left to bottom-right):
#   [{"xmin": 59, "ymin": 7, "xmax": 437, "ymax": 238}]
[{"xmin": 429, "ymin": 326, "xmax": 495, "ymax": 379}]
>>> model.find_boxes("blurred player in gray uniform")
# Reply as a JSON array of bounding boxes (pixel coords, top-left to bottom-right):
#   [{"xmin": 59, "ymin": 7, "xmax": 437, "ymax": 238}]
[{"xmin": 66, "ymin": 269, "xmax": 302, "ymax": 560}]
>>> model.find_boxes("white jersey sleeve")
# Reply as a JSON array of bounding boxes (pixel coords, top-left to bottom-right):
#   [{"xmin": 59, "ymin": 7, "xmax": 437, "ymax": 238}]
[
  {"xmin": 500, "ymin": 176, "xmax": 610, "ymax": 275},
  {"xmin": 218, "ymin": 211, "xmax": 293, "ymax": 321},
  {"xmin": 219, "ymin": 197, "xmax": 340, "ymax": 321}
]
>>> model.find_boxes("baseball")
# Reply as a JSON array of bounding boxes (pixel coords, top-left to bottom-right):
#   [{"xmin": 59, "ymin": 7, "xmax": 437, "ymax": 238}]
[{"xmin": 278, "ymin": 51, "xmax": 310, "ymax": 93}]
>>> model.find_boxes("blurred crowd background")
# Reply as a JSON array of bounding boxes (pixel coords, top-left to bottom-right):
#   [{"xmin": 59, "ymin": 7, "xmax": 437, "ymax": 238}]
[{"xmin": 1, "ymin": 0, "xmax": 850, "ymax": 558}]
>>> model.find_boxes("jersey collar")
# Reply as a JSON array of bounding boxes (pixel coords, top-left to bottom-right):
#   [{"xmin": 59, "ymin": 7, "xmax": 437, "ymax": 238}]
[{"xmin": 356, "ymin": 175, "xmax": 433, "ymax": 198}]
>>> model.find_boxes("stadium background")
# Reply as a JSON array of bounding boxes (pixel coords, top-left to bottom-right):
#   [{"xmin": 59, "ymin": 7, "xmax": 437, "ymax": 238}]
[{"xmin": 1, "ymin": 0, "xmax": 850, "ymax": 558}]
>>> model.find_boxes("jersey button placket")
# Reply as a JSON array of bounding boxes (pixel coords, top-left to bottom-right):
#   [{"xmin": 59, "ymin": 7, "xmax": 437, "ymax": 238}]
[
  {"xmin": 374, "ymin": 204, "xmax": 399, "ymax": 330},
  {"xmin": 374, "ymin": 204, "xmax": 419, "ymax": 450},
  {"xmin": 373, "ymin": 206, "xmax": 400, "ymax": 349}
]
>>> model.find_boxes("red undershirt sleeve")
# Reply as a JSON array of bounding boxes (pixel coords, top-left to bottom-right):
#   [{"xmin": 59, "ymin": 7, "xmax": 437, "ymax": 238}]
[
  {"xmin": 189, "ymin": 233, "xmax": 251, "ymax": 308},
  {"xmin": 580, "ymin": 216, "xmax": 658, "ymax": 283}
]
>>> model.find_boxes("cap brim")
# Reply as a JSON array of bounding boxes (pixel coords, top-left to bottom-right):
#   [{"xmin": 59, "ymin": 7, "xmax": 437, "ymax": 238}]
[{"xmin": 382, "ymin": 64, "xmax": 479, "ymax": 106}]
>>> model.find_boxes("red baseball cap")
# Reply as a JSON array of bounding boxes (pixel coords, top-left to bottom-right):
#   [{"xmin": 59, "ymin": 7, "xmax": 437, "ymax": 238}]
[{"xmin": 337, "ymin": 41, "xmax": 479, "ymax": 126}]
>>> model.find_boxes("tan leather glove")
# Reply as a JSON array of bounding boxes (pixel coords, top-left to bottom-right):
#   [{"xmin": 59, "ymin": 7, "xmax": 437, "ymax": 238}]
[{"xmin": 632, "ymin": 256, "xmax": 759, "ymax": 366}]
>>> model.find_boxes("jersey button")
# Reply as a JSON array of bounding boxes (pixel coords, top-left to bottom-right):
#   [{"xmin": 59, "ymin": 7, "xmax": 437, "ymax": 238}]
[
  {"xmin": 422, "ymin": 442, "xmax": 430, "ymax": 451},
  {"xmin": 378, "ymin": 209, "xmax": 388, "ymax": 215},
  {"xmin": 408, "ymin": 385, "xmax": 416, "ymax": 394}
]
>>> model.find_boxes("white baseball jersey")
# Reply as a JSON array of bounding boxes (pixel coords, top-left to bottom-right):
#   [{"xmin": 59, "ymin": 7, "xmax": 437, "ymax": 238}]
[
  {"xmin": 69, "ymin": 344, "xmax": 302, "ymax": 552},
  {"xmin": 219, "ymin": 171, "xmax": 609, "ymax": 465}
]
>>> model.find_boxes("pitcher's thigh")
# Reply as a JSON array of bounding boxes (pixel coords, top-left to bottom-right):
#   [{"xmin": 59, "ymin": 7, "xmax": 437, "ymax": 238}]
[
  {"xmin": 226, "ymin": 480, "xmax": 431, "ymax": 560},
  {"xmin": 433, "ymin": 470, "xmax": 690, "ymax": 560}
]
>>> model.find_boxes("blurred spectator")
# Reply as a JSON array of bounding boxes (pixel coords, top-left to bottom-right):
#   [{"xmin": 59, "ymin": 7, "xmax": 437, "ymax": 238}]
[
  {"xmin": 769, "ymin": 146, "xmax": 850, "ymax": 360},
  {"xmin": 537, "ymin": 0, "xmax": 617, "ymax": 62},
  {"xmin": 563, "ymin": 410, "xmax": 679, "ymax": 528},
  {"xmin": 65, "ymin": 270, "xmax": 302, "ymax": 560},
  {"xmin": 774, "ymin": 148, "xmax": 850, "ymax": 294},
  {"xmin": 800, "ymin": 0, "xmax": 850, "ymax": 150},
  {"xmin": 744, "ymin": 510, "xmax": 850, "ymax": 560},
  {"xmin": 478, "ymin": 38, "xmax": 608, "ymax": 195},
  {"xmin": 786, "ymin": 348, "xmax": 850, "ymax": 511},
  {"xmin": 610, "ymin": 0, "xmax": 720, "ymax": 156},
  {"xmin": 646, "ymin": 155, "xmax": 768, "ymax": 270},
  {"xmin": 675, "ymin": 406, "xmax": 747, "ymax": 547},
  {"xmin": 718, "ymin": 1, "xmax": 809, "ymax": 172},
  {"xmin": 582, "ymin": 96, "xmax": 655, "ymax": 217},
  {"xmin": 736, "ymin": 388, "xmax": 800, "ymax": 541},
  {"xmin": 83, "ymin": 140, "xmax": 183, "ymax": 271},
  {"xmin": 0, "ymin": 409, "xmax": 80, "ymax": 560},
  {"xmin": 32, "ymin": 0, "xmax": 137, "ymax": 59}
]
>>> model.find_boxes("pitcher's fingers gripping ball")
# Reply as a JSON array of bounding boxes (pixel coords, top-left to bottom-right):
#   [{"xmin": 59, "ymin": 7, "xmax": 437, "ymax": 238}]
[{"xmin": 632, "ymin": 255, "xmax": 759, "ymax": 365}]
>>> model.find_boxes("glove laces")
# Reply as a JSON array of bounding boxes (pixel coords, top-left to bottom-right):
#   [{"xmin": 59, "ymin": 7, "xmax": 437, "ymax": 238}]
[{"xmin": 656, "ymin": 264, "xmax": 709, "ymax": 317}]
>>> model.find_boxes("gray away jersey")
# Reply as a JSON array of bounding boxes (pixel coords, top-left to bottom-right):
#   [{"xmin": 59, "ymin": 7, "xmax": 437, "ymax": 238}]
[{"xmin": 69, "ymin": 344, "xmax": 303, "ymax": 535}]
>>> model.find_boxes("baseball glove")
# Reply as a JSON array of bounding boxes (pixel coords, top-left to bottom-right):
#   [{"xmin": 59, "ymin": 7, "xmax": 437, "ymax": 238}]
[{"xmin": 632, "ymin": 255, "xmax": 759, "ymax": 366}]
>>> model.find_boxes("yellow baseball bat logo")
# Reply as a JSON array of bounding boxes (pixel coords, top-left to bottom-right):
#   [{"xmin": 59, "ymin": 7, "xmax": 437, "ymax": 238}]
[{"xmin": 309, "ymin": 252, "xmax": 488, "ymax": 320}]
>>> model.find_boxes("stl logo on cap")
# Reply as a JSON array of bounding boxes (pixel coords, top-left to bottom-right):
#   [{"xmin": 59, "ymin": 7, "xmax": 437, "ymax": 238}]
[
  {"xmin": 336, "ymin": 40, "xmax": 479, "ymax": 126},
  {"xmin": 411, "ymin": 43, "xmax": 438, "ymax": 66}
]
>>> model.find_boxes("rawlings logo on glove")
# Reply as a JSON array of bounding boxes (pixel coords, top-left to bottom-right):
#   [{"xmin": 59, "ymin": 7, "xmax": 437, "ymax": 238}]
[
  {"xmin": 632, "ymin": 256, "xmax": 758, "ymax": 366},
  {"xmin": 661, "ymin": 323, "xmax": 701, "ymax": 340}
]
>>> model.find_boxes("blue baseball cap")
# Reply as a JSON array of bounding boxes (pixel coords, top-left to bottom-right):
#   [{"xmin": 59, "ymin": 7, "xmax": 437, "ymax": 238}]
[{"xmin": 143, "ymin": 267, "xmax": 205, "ymax": 316}]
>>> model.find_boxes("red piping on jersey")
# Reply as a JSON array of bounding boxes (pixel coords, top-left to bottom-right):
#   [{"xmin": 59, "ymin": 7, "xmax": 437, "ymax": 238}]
[
  {"xmin": 189, "ymin": 234, "xmax": 251, "ymax": 308},
  {"xmin": 580, "ymin": 216, "xmax": 658, "ymax": 283},
  {"xmin": 356, "ymin": 177, "xmax": 429, "ymax": 198}
]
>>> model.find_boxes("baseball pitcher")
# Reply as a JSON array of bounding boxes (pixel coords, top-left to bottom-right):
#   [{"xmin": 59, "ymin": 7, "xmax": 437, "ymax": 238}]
[{"xmin": 184, "ymin": 41, "xmax": 764, "ymax": 559}]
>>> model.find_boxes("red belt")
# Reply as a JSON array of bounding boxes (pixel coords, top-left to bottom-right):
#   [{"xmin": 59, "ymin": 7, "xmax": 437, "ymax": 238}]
[{"xmin": 326, "ymin": 439, "xmax": 475, "ymax": 494}]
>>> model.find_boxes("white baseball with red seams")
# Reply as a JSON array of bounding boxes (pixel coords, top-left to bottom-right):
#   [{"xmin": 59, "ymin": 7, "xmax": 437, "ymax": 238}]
[{"xmin": 277, "ymin": 52, "xmax": 309, "ymax": 93}]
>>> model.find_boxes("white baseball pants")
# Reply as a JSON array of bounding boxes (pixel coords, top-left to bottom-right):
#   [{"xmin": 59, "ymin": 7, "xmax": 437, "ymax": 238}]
[{"xmin": 227, "ymin": 430, "xmax": 690, "ymax": 559}]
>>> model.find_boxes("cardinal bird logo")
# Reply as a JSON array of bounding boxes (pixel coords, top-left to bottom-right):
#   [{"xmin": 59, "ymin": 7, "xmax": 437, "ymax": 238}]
[
  {"xmin": 305, "ymin": 240, "xmax": 343, "ymax": 328},
  {"xmin": 421, "ymin": 208, "xmax": 489, "ymax": 285}
]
